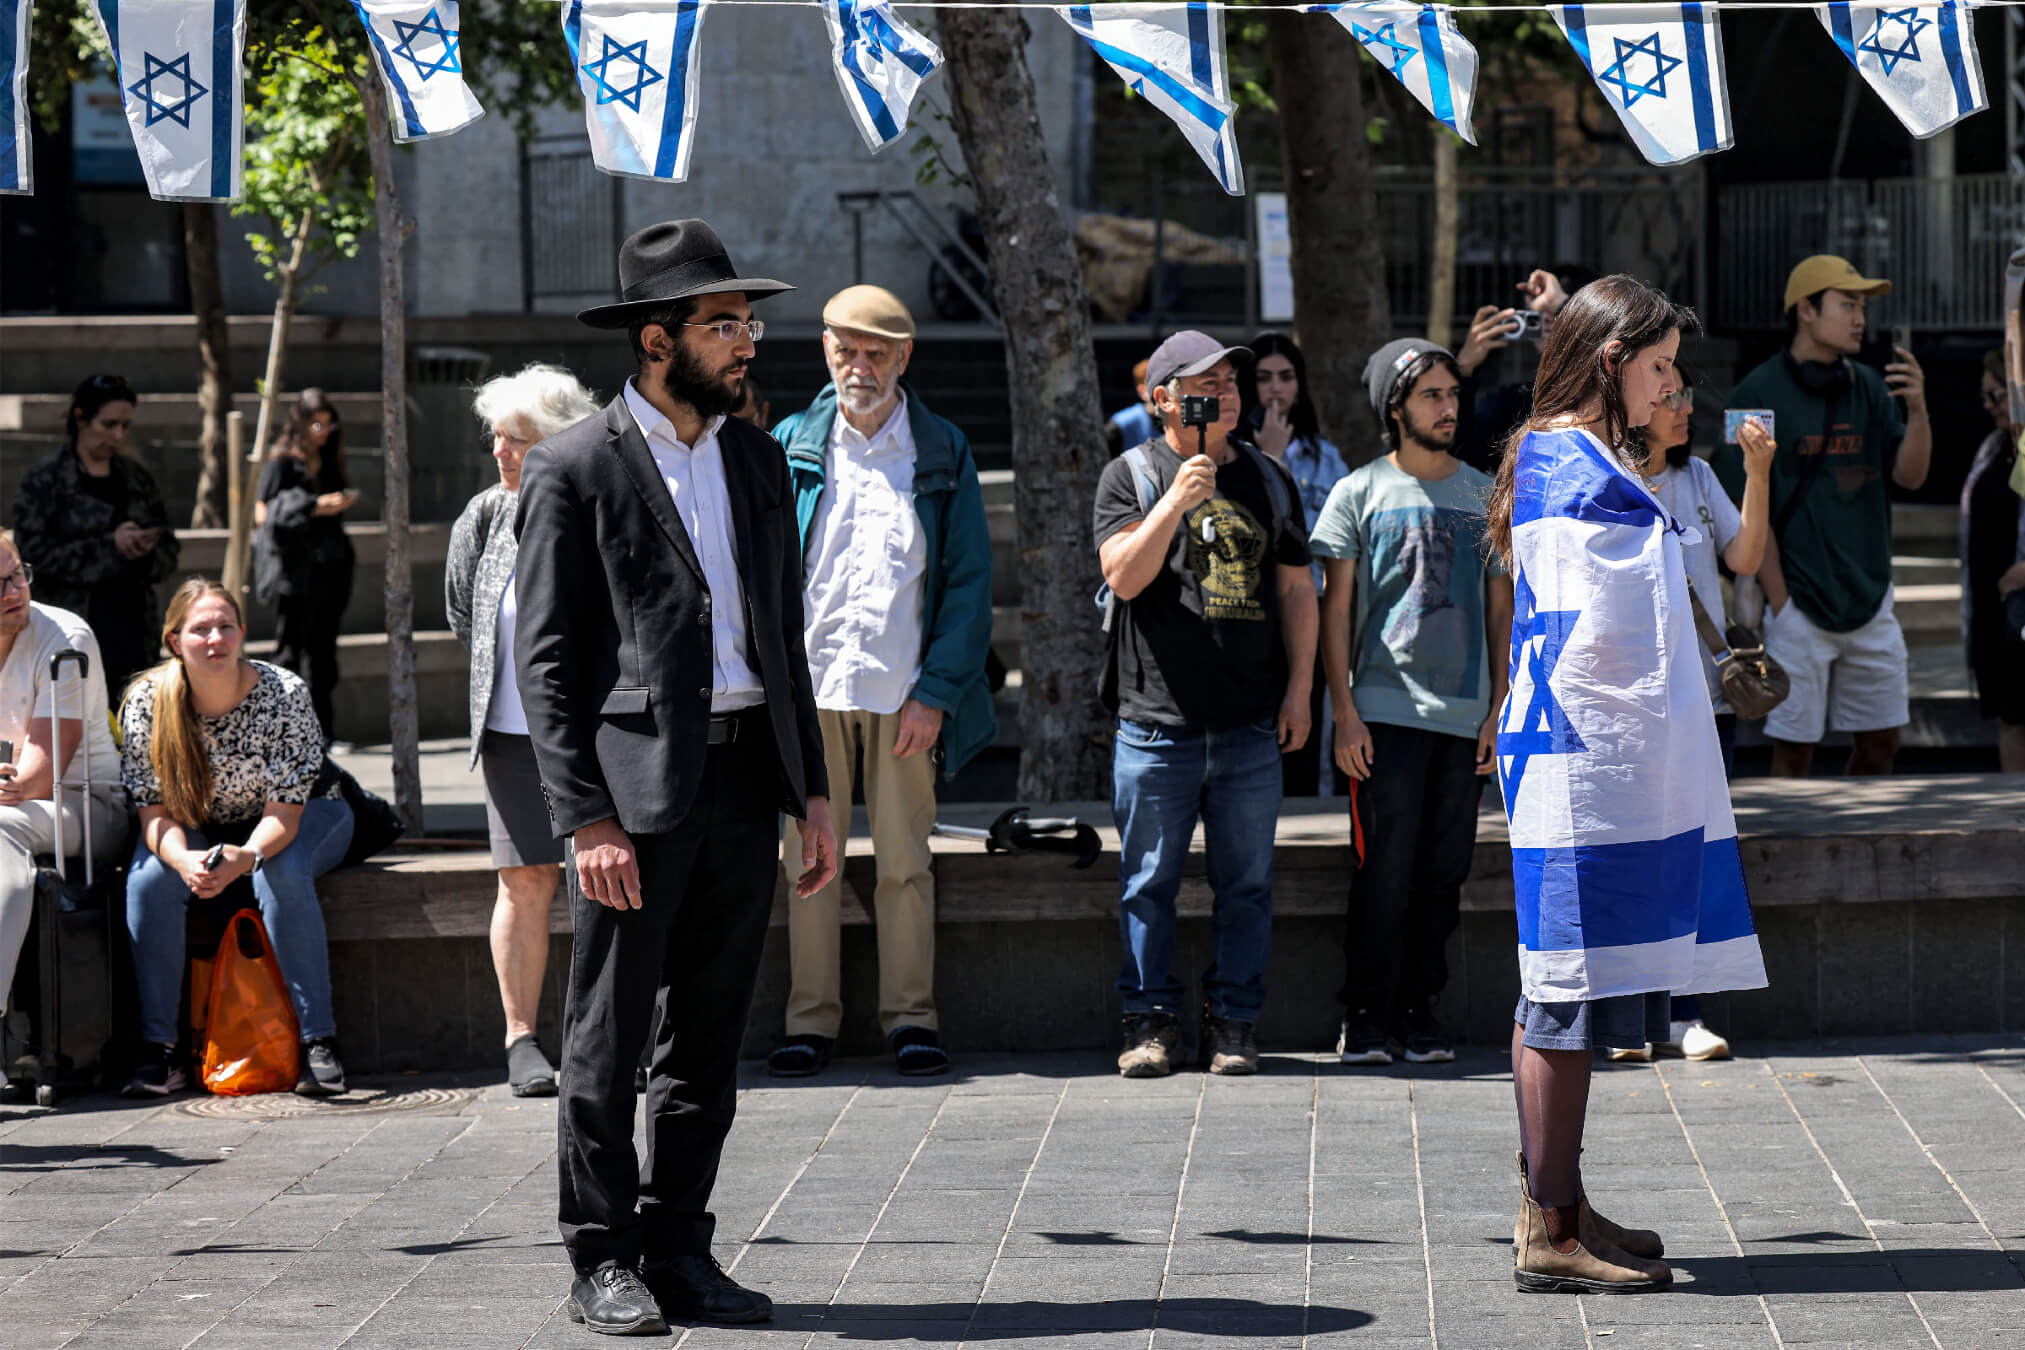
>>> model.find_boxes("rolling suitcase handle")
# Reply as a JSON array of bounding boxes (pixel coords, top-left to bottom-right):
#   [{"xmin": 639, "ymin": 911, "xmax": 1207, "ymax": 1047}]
[{"xmin": 46, "ymin": 649, "xmax": 94, "ymax": 889}]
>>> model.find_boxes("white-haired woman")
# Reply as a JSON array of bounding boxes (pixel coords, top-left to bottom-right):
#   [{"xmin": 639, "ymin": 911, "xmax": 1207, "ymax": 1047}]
[{"xmin": 447, "ymin": 363, "xmax": 599, "ymax": 1095}]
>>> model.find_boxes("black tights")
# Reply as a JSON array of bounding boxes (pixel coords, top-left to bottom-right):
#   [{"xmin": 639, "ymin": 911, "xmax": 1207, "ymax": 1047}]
[{"xmin": 1511, "ymin": 1021, "xmax": 1591, "ymax": 1209}]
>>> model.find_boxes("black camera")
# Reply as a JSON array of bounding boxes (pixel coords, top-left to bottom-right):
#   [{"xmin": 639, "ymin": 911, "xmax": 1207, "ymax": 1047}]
[{"xmin": 1180, "ymin": 395, "xmax": 1220, "ymax": 428}]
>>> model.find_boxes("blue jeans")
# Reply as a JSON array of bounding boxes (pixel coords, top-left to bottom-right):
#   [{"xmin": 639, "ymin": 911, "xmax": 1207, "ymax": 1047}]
[
  {"xmin": 1112, "ymin": 717, "xmax": 1282, "ymax": 1023},
  {"xmin": 126, "ymin": 797, "xmax": 355, "ymax": 1046}
]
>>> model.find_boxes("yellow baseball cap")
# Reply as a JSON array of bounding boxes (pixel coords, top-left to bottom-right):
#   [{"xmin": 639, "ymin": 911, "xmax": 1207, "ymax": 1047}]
[
  {"xmin": 822, "ymin": 284, "xmax": 916, "ymax": 341},
  {"xmin": 1783, "ymin": 255, "xmax": 1892, "ymax": 312}
]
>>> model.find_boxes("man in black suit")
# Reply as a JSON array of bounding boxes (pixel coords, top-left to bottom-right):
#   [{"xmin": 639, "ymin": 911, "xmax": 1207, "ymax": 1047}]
[{"xmin": 514, "ymin": 219, "xmax": 839, "ymax": 1335}]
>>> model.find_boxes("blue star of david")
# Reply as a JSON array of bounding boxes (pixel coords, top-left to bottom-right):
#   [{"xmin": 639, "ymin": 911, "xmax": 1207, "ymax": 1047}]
[
  {"xmin": 1856, "ymin": 7, "xmax": 1930, "ymax": 77},
  {"xmin": 1596, "ymin": 32, "xmax": 1681, "ymax": 110},
  {"xmin": 1350, "ymin": 20, "xmax": 1418, "ymax": 74},
  {"xmin": 581, "ymin": 34, "xmax": 663, "ymax": 112},
  {"xmin": 127, "ymin": 51, "xmax": 209, "ymax": 129},
  {"xmin": 392, "ymin": 7, "xmax": 462, "ymax": 83},
  {"xmin": 1496, "ymin": 571, "xmax": 1586, "ymax": 807}
]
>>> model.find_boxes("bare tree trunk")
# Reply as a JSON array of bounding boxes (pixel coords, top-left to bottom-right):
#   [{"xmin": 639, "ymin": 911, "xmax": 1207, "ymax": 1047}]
[
  {"xmin": 224, "ymin": 209, "xmax": 315, "ymax": 602},
  {"xmin": 1267, "ymin": 13, "xmax": 1393, "ymax": 465},
  {"xmin": 1428, "ymin": 133, "xmax": 1460, "ymax": 348},
  {"xmin": 938, "ymin": 4, "xmax": 1110, "ymax": 801},
  {"xmin": 359, "ymin": 73, "xmax": 421, "ymax": 834},
  {"xmin": 184, "ymin": 204, "xmax": 234, "ymax": 528}
]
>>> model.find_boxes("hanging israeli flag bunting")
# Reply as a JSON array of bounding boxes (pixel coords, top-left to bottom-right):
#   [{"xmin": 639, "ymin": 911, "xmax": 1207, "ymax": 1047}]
[
  {"xmin": 1498, "ymin": 428, "xmax": 1767, "ymax": 1003},
  {"xmin": 1817, "ymin": 1, "xmax": 1985, "ymax": 140},
  {"xmin": 564, "ymin": 0, "xmax": 708, "ymax": 183},
  {"xmin": 90, "ymin": 0, "xmax": 247, "ymax": 202},
  {"xmin": 351, "ymin": 1, "xmax": 485, "ymax": 144},
  {"xmin": 824, "ymin": 0, "xmax": 943, "ymax": 154},
  {"xmin": 1550, "ymin": 3, "xmax": 1731, "ymax": 166},
  {"xmin": 1063, "ymin": 4, "xmax": 1243, "ymax": 196},
  {"xmin": 1, "ymin": 0, "xmax": 29, "ymax": 195},
  {"xmin": 1311, "ymin": 3, "xmax": 1479, "ymax": 145}
]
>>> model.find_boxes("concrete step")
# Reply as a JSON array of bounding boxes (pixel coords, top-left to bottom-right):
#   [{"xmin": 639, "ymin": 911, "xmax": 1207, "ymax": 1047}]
[
  {"xmin": 1893, "ymin": 553, "xmax": 1959, "ymax": 588},
  {"xmin": 0, "ymin": 390, "xmax": 385, "ymax": 437},
  {"xmin": 1894, "ymin": 582, "xmax": 1961, "ymax": 641},
  {"xmin": 168, "ymin": 524, "xmax": 451, "ymax": 639},
  {"xmin": 246, "ymin": 629, "xmax": 470, "ymax": 745},
  {"xmin": 1893, "ymin": 502, "xmax": 1958, "ymax": 557}
]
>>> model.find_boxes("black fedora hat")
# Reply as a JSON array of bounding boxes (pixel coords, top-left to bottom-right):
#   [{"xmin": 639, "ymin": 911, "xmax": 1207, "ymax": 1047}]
[{"xmin": 577, "ymin": 218, "xmax": 793, "ymax": 329}]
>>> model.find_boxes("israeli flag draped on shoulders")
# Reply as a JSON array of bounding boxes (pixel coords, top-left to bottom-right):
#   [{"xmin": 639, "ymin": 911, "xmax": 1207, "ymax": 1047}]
[
  {"xmin": 1498, "ymin": 428, "xmax": 1766, "ymax": 1004},
  {"xmin": 1310, "ymin": 3, "xmax": 1479, "ymax": 145},
  {"xmin": 825, "ymin": 0, "xmax": 942, "ymax": 154},
  {"xmin": 564, "ymin": 0, "xmax": 708, "ymax": 183},
  {"xmin": 91, "ymin": 0, "xmax": 246, "ymax": 202},
  {"xmin": 1817, "ymin": 1, "xmax": 1984, "ymax": 139},
  {"xmin": 1549, "ymin": 3, "xmax": 1730, "ymax": 166},
  {"xmin": 351, "ymin": 1, "xmax": 484, "ymax": 144},
  {"xmin": 1063, "ymin": 4, "xmax": 1243, "ymax": 196},
  {"xmin": 2, "ymin": 0, "xmax": 29, "ymax": 194}
]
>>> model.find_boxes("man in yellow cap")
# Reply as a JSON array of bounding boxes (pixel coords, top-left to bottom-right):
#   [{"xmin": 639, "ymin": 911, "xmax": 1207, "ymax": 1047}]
[
  {"xmin": 1715, "ymin": 255, "xmax": 1930, "ymax": 778},
  {"xmin": 767, "ymin": 284, "xmax": 996, "ymax": 1078}
]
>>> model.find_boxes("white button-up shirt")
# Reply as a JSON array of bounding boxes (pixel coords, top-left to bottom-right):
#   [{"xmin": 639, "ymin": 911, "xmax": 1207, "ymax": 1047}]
[
  {"xmin": 621, "ymin": 380, "xmax": 764, "ymax": 712},
  {"xmin": 802, "ymin": 394, "xmax": 928, "ymax": 715}
]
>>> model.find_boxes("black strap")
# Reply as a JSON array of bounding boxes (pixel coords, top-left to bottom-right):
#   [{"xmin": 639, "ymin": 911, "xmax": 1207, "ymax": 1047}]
[
  {"xmin": 1683, "ymin": 578, "xmax": 1729, "ymax": 660},
  {"xmin": 1769, "ymin": 385, "xmax": 1841, "ymax": 541}
]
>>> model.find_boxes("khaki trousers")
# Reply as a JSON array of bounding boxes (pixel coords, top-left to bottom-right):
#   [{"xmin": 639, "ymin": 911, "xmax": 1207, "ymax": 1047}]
[{"xmin": 781, "ymin": 707, "xmax": 938, "ymax": 1038}]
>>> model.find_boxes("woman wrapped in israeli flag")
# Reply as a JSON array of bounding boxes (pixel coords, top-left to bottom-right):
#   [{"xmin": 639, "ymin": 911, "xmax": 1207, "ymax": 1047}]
[{"xmin": 1484, "ymin": 275, "xmax": 1766, "ymax": 1295}]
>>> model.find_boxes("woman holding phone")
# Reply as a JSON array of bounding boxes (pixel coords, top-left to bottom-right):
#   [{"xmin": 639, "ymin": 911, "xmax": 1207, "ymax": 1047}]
[{"xmin": 255, "ymin": 390, "xmax": 359, "ymax": 744}]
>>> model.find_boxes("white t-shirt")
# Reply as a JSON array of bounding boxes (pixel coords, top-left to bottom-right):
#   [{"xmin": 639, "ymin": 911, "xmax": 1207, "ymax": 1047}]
[
  {"xmin": 486, "ymin": 575, "xmax": 529, "ymax": 736},
  {"xmin": 1650, "ymin": 456, "xmax": 1742, "ymax": 710},
  {"xmin": 0, "ymin": 603, "xmax": 124, "ymax": 797}
]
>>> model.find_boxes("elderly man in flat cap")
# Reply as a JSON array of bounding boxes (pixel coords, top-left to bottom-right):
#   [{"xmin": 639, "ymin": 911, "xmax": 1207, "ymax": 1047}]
[{"xmin": 767, "ymin": 285, "xmax": 996, "ymax": 1080}]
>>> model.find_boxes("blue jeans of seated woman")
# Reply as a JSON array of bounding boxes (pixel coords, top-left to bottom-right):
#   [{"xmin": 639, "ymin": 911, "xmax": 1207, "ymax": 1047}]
[
  {"xmin": 1112, "ymin": 717, "xmax": 1283, "ymax": 1023},
  {"xmin": 126, "ymin": 797, "xmax": 355, "ymax": 1046}
]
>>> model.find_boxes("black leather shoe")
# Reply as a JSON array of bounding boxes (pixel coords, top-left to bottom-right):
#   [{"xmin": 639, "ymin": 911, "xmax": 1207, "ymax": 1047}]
[
  {"xmin": 567, "ymin": 1261, "xmax": 668, "ymax": 1336},
  {"xmin": 646, "ymin": 1253, "xmax": 774, "ymax": 1325}
]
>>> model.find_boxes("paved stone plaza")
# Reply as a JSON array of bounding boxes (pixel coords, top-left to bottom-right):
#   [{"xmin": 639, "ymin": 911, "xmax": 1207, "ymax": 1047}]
[{"xmin": 2, "ymin": 1039, "xmax": 2022, "ymax": 1349}]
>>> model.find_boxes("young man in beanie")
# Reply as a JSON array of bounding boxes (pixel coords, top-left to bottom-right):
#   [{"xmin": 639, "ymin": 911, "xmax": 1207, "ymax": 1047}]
[
  {"xmin": 1095, "ymin": 331, "xmax": 1317, "ymax": 1078},
  {"xmin": 767, "ymin": 285, "xmax": 996, "ymax": 1080},
  {"xmin": 1309, "ymin": 340, "xmax": 1510, "ymax": 1066},
  {"xmin": 1715, "ymin": 255, "xmax": 1930, "ymax": 777}
]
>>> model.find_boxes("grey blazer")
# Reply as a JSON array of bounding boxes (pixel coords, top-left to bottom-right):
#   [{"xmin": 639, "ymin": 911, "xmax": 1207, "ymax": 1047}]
[{"xmin": 446, "ymin": 484, "xmax": 520, "ymax": 769}]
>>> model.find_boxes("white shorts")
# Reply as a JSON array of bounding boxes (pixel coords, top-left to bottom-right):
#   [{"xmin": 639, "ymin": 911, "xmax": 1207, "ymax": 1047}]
[{"xmin": 1761, "ymin": 589, "xmax": 1910, "ymax": 744}]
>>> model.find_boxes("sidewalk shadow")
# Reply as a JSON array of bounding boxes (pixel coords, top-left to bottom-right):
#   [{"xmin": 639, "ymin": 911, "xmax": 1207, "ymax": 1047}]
[
  {"xmin": 1669, "ymin": 1248, "xmax": 2025, "ymax": 1295},
  {"xmin": 0, "ymin": 1141, "xmax": 223, "ymax": 1175},
  {"xmin": 770, "ymin": 1299, "xmax": 1373, "ymax": 1339}
]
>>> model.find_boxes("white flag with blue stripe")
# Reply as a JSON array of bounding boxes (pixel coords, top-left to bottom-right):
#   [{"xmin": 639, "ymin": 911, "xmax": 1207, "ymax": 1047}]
[
  {"xmin": 1, "ymin": 0, "xmax": 29, "ymax": 195},
  {"xmin": 351, "ymin": 1, "xmax": 484, "ymax": 144},
  {"xmin": 1062, "ymin": 4, "xmax": 1242, "ymax": 196},
  {"xmin": 1816, "ymin": 1, "xmax": 1984, "ymax": 139},
  {"xmin": 824, "ymin": 0, "xmax": 942, "ymax": 154},
  {"xmin": 90, "ymin": 0, "xmax": 246, "ymax": 202},
  {"xmin": 1310, "ymin": 3, "xmax": 1479, "ymax": 145},
  {"xmin": 564, "ymin": 0, "xmax": 709, "ymax": 183},
  {"xmin": 1549, "ymin": 3, "xmax": 1730, "ymax": 166},
  {"xmin": 1498, "ymin": 428, "xmax": 1766, "ymax": 1004}
]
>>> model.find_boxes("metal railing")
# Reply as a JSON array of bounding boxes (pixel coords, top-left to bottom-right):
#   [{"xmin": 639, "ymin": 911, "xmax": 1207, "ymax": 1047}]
[
  {"xmin": 1716, "ymin": 174, "xmax": 2025, "ymax": 331},
  {"xmin": 835, "ymin": 190, "xmax": 1000, "ymax": 328},
  {"xmin": 520, "ymin": 136, "xmax": 624, "ymax": 312}
]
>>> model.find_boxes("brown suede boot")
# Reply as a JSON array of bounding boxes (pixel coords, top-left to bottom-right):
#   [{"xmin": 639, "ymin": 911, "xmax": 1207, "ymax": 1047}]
[
  {"xmin": 1514, "ymin": 1178, "xmax": 1671, "ymax": 1293},
  {"xmin": 1516, "ymin": 1150, "xmax": 1665, "ymax": 1259}
]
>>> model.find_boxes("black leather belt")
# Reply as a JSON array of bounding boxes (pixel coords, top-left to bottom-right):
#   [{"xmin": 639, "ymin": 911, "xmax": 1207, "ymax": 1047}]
[{"xmin": 707, "ymin": 712, "xmax": 748, "ymax": 744}]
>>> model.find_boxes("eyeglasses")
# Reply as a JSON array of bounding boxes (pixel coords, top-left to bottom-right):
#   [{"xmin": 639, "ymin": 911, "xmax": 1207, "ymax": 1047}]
[
  {"xmin": 0, "ymin": 564, "xmax": 32, "ymax": 593},
  {"xmin": 683, "ymin": 320, "xmax": 765, "ymax": 343},
  {"xmin": 1661, "ymin": 389, "xmax": 1694, "ymax": 411}
]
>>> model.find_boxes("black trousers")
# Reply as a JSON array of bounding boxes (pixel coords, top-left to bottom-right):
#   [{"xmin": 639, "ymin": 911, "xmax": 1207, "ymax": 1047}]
[
  {"xmin": 274, "ymin": 571, "xmax": 351, "ymax": 738},
  {"xmin": 557, "ymin": 723, "xmax": 782, "ymax": 1276},
  {"xmin": 1339, "ymin": 721, "xmax": 1483, "ymax": 1019}
]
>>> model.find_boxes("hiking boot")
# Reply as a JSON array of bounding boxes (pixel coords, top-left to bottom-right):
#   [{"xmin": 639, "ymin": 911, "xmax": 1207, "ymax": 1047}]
[
  {"xmin": 1516, "ymin": 1150, "xmax": 1664, "ymax": 1261},
  {"xmin": 295, "ymin": 1037, "xmax": 347, "ymax": 1098},
  {"xmin": 121, "ymin": 1042, "xmax": 187, "ymax": 1098},
  {"xmin": 1399, "ymin": 1006, "xmax": 1454, "ymax": 1064},
  {"xmin": 1513, "ymin": 1187, "xmax": 1671, "ymax": 1293},
  {"xmin": 1200, "ymin": 1007, "xmax": 1258, "ymax": 1075},
  {"xmin": 1117, "ymin": 1013, "xmax": 1179, "ymax": 1078},
  {"xmin": 506, "ymin": 1034, "xmax": 558, "ymax": 1098},
  {"xmin": 1335, "ymin": 1009, "xmax": 1391, "ymax": 1066}
]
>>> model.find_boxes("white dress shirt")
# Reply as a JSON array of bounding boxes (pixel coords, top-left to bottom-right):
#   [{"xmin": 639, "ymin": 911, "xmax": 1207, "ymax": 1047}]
[
  {"xmin": 802, "ymin": 393, "xmax": 928, "ymax": 715},
  {"xmin": 621, "ymin": 379, "xmax": 765, "ymax": 712},
  {"xmin": 486, "ymin": 575, "xmax": 529, "ymax": 735}
]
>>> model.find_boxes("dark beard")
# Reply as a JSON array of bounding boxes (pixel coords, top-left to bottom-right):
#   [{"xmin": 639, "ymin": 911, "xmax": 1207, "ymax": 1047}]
[
  {"xmin": 659, "ymin": 342, "xmax": 746, "ymax": 420},
  {"xmin": 1403, "ymin": 411, "xmax": 1457, "ymax": 452}
]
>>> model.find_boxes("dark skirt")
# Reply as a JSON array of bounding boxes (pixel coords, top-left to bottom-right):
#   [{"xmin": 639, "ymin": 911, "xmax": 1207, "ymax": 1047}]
[
  {"xmin": 1513, "ymin": 991, "xmax": 1671, "ymax": 1052},
  {"xmin": 480, "ymin": 731, "xmax": 565, "ymax": 868}
]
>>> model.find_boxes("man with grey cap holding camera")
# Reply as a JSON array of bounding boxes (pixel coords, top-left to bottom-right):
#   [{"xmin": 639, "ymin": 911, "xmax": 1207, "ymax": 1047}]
[{"xmin": 1094, "ymin": 331, "xmax": 1317, "ymax": 1079}]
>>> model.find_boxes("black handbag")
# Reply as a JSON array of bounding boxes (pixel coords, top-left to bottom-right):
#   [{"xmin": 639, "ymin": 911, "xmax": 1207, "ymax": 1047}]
[{"xmin": 311, "ymin": 758, "xmax": 407, "ymax": 866}]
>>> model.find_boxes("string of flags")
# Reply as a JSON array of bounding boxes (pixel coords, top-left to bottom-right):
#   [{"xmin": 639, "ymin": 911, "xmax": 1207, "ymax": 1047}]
[{"xmin": 0, "ymin": 0, "xmax": 2000, "ymax": 200}]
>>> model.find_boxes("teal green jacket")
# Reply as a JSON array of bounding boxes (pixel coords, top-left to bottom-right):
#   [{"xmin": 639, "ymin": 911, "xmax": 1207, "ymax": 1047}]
[{"xmin": 775, "ymin": 382, "xmax": 998, "ymax": 778}]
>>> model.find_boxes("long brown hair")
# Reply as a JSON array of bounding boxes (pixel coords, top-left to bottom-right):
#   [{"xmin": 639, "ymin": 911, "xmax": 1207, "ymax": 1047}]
[
  {"xmin": 135, "ymin": 579, "xmax": 245, "ymax": 829},
  {"xmin": 270, "ymin": 387, "xmax": 348, "ymax": 486},
  {"xmin": 1486, "ymin": 275, "xmax": 1697, "ymax": 564}
]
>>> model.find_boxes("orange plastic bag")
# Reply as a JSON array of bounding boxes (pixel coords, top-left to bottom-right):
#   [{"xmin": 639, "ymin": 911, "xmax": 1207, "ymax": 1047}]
[{"xmin": 200, "ymin": 909, "xmax": 301, "ymax": 1095}]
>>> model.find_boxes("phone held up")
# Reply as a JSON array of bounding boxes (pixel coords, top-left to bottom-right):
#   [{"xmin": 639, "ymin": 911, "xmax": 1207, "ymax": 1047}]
[{"xmin": 0, "ymin": 739, "xmax": 13, "ymax": 776}]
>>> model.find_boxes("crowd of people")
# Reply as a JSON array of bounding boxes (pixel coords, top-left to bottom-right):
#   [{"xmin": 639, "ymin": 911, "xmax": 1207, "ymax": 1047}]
[{"xmin": 0, "ymin": 217, "xmax": 2018, "ymax": 1322}]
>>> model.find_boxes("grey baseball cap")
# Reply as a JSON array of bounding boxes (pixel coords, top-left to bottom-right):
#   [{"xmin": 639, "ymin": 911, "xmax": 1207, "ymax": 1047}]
[
  {"xmin": 1364, "ymin": 338, "xmax": 1454, "ymax": 420},
  {"xmin": 1145, "ymin": 330, "xmax": 1251, "ymax": 394}
]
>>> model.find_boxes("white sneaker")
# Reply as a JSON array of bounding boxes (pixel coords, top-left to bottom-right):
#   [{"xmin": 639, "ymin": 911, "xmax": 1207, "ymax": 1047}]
[
  {"xmin": 1677, "ymin": 1021, "xmax": 1730, "ymax": 1061},
  {"xmin": 1607, "ymin": 1044, "xmax": 1652, "ymax": 1063}
]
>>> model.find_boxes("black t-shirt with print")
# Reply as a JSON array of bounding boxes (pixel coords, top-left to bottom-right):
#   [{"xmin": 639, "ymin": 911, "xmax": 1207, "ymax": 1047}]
[{"xmin": 1092, "ymin": 439, "xmax": 1311, "ymax": 730}]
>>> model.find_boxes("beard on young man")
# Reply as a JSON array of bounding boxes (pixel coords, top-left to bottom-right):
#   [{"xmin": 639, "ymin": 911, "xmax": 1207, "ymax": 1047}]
[
  {"xmin": 1399, "ymin": 399, "xmax": 1458, "ymax": 453},
  {"xmin": 659, "ymin": 338, "xmax": 749, "ymax": 420}
]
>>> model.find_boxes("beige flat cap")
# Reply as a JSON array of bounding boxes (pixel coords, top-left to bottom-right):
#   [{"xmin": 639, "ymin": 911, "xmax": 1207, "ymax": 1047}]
[{"xmin": 823, "ymin": 284, "xmax": 916, "ymax": 341}]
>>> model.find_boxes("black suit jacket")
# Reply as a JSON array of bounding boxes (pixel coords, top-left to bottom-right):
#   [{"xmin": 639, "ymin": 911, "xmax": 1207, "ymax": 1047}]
[{"xmin": 513, "ymin": 394, "xmax": 829, "ymax": 837}]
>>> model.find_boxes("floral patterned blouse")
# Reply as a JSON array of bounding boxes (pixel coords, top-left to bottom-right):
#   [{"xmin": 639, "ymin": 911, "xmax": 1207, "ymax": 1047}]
[{"xmin": 119, "ymin": 661, "xmax": 338, "ymax": 826}]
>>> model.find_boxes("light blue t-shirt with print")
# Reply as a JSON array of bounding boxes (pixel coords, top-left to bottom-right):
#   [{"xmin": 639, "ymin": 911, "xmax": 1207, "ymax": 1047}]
[{"xmin": 1309, "ymin": 455, "xmax": 1503, "ymax": 740}]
